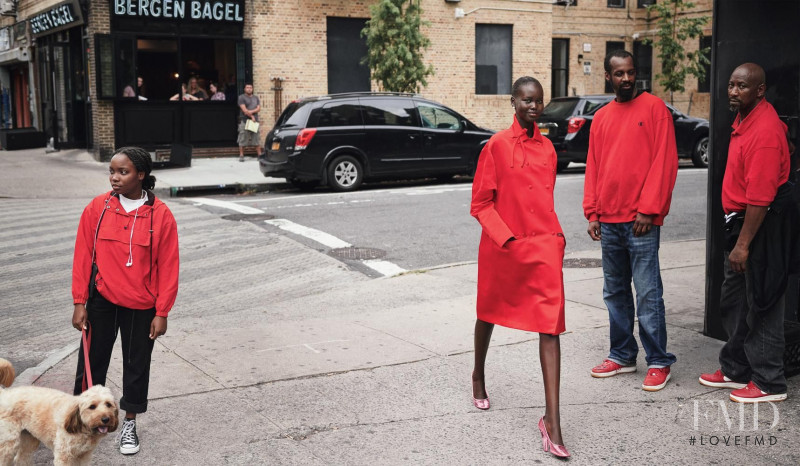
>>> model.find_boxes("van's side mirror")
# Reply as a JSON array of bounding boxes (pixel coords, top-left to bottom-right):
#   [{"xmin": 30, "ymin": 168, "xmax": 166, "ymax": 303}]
[{"xmin": 459, "ymin": 120, "xmax": 467, "ymax": 133}]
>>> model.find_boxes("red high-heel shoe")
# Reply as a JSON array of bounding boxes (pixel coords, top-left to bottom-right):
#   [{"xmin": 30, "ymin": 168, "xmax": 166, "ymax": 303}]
[
  {"xmin": 471, "ymin": 374, "xmax": 490, "ymax": 410},
  {"xmin": 538, "ymin": 417, "xmax": 570, "ymax": 458}
]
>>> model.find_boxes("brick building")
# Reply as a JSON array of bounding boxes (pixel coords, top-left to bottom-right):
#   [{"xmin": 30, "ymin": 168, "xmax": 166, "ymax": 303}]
[{"xmin": 0, "ymin": 0, "xmax": 712, "ymax": 159}]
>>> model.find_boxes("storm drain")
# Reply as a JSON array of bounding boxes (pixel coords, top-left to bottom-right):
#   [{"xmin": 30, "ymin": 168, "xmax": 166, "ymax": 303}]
[
  {"xmin": 329, "ymin": 247, "xmax": 387, "ymax": 260},
  {"xmin": 563, "ymin": 258, "xmax": 602, "ymax": 268},
  {"xmin": 221, "ymin": 213, "xmax": 275, "ymax": 222}
]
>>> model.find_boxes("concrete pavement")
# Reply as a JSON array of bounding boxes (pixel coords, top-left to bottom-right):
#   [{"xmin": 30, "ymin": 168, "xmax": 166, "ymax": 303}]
[{"xmin": 1, "ymin": 148, "xmax": 798, "ymax": 465}]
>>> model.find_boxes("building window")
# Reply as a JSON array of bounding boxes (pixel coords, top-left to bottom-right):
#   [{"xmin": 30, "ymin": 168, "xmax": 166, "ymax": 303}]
[
  {"xmin": 697, "ymin": 35, "xmax": 712, "ymax": 93},
  {"xmin": 608, "ymin": 0, "xmax": 625, "ymax": 8},
  {"xmin": 638, "ymin": 0, "xmax": 656, "ymax": 7},
  {"xmin": 95, "ymin": 34, "xmax": 243, "ymax": 102},
  {"xmin": 633, "ymin": 41, "xmax": 652, "ymax": 91},
  {"xmin": 327, "ymin": 17, "xmax": 370, "ymax": 94},
  {"xmin": 475, "ymin": 24, "xmax": 512, "ymax": 95},
  {"xmin": 552, "ymin": 39, "xmax": 569, "ymax": 98}
]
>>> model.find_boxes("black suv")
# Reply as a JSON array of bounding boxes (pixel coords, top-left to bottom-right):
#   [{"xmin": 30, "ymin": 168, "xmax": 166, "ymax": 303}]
[
  {"xmin": 259, "ymin": 92, "xmax": 494, "ymax": 191},
  {"xmin": 535, "ymin": 95, "xmax": 614, "ymax": 171}
]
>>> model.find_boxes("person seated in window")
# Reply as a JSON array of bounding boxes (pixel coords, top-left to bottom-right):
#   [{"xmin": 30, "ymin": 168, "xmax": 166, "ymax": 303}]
[
  {"xmin": 187, "ymin": 77, "xmax": 208, "ymax": 101},
  {"xmin": 208, "ymin": 82, "xmax": 226, "ymax": 101},
  {"xmin": 136, "ymin": 76, "xmax": 147, "ymax": 100},
  {"xmin": 169, "ymin": 83, "xmax": 199, "ymax": 101}
]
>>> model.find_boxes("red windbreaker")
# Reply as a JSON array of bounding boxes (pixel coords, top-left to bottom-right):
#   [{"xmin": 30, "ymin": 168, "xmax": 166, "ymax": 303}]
[{"xmin": 72, "ymin": 192, "xmax": 179, "ymax": 317}]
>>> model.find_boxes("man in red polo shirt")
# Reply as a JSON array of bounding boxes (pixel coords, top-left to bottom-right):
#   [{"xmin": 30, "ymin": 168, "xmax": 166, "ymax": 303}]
[{"xmin": 699, "ymin": 63, "xmax": 794, "ymax": 403}]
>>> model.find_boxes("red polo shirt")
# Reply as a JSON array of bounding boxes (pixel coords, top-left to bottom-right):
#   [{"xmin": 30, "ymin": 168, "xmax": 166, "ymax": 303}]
[{"xmin": 722, "ymin": 99, "xmax": 790, "ymax": 214}]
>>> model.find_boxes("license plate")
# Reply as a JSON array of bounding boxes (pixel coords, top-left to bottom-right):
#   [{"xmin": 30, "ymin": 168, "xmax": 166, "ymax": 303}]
[
  {"xmin": 271, "ymin": 141, "xmax": 280, "ymax": 151},
  {"xmin": 538, "ymin": 127, "xmax": 549, "ymax": 136}
]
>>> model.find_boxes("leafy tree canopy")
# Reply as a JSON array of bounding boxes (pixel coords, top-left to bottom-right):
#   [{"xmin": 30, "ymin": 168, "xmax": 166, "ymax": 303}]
[
  {"xmin": 646, "ymin": 0, "xmax": 710, "ymax": 99},
  {"xmin": 361, "ymin": 0, "xmax": 435, "ymax": 93}
]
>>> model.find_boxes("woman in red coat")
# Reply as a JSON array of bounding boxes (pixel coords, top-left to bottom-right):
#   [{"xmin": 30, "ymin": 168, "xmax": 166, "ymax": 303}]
[{"xmin": 470, "ymin": 77, "xmax": 569, "ymax": 458}]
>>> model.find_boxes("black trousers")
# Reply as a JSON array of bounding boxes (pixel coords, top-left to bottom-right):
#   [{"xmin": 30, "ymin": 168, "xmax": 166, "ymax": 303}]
[{"xmin": 74, "ymin": 292, "xmax": 156, "ymax": 413}]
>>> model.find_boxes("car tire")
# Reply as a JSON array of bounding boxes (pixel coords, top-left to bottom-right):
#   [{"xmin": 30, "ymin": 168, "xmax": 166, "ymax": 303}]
[
  {"xmin": 692, "ymin": 136, "xmax": 709, "ymax": 168},
  {"xmin": 327, "ymin": 155, "xmax": 363, "ymax": 192},
  {"xmin": 556, "ymin": 160, "xmax": 570, "ymax": 172},
  {"xmin": 289, "ymin": 178, "xmax": 319, "ymax": 191}
]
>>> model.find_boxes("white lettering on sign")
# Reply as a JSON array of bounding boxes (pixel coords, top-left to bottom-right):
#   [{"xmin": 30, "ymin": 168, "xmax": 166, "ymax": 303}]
[
  {"xmin": 31, "ymin": 4, "xmax": 79, "ymax": 35},
  {"xmin": 113, "ymin": 0, "xmax": 240, "ymax": 21}
]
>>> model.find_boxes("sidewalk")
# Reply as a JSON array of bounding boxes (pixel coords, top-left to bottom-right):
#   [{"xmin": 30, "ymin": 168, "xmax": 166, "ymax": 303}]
[
  {"xmin": 0, "ymin": 148, "xmax": 283, "ymax": 199},
  {"xmin": 3, "ymin": 148, "xmax": 797, "ymax": 464}
]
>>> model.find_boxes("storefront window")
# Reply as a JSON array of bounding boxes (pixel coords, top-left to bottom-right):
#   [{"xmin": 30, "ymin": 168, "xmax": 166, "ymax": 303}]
[{"xmin": 97, "ymin": 35, "xmax": 241, "ymax": 101}]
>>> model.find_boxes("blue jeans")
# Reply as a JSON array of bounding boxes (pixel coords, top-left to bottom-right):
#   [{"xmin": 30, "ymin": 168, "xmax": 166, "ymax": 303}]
[{"xmin": 600, "ymin": 222, "xmax": 676, "ymax": 368}]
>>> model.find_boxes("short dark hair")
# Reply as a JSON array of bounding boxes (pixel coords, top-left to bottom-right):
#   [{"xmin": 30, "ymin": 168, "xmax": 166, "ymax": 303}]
[
  {"xmin": 511, "ymin": 76, "xmax": 543, "ymax": 98},
  {"xmin": 604, "ymin": 49, "xmax": 638, "ymax": 73},
  {"xmin": 114, "ymin": 146, "xmax": 156, "ymax": 191}
]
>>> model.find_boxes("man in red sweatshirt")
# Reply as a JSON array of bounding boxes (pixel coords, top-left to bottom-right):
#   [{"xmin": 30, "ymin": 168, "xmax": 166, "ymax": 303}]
[
  {"xmin": 583, "ymin": 50, "xmax": 678, "ymax": 391},
  {"xmin": 699, "ymin": 63, "xmax": 795, "ymax": 403}
]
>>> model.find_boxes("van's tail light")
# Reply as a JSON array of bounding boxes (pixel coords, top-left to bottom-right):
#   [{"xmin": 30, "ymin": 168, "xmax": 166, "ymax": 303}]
[
  {"xmin": 567, "ymin": 117, "xmax": 586, "ymax": 134},
  {"xmin": 295, "ymin": 128, "xmax": 317, "ymax": 150}
]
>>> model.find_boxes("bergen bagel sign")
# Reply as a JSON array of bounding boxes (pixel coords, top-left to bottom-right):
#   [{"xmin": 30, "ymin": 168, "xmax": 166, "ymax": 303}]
[{"xmin": 113, "ymin": 0, "xmax": 244, "ymax": 22}]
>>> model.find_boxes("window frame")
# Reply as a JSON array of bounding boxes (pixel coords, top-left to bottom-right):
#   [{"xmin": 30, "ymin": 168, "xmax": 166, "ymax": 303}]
[
  {"xmin": 607, "ymin": 0, "xmax": 626, "ymax": 8},
  {"xmin": 637, "ymin": 0, "xmax": 656, "ymax": 8},
  {"xmin": 475, "ymin": 23, "xmax": 513, "ymax": 95}
]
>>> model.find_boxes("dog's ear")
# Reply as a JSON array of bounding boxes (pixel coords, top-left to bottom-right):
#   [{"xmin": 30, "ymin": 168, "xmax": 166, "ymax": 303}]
[{"xmin": 64, "ymin": 405, "xmax": 84, "ymax": 434}]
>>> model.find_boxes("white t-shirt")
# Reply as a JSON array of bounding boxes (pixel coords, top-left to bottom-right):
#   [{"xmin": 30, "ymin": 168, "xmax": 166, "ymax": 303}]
[{"xmin": 119, "ymin": 191, "xmax": 148, "ymax": 213}]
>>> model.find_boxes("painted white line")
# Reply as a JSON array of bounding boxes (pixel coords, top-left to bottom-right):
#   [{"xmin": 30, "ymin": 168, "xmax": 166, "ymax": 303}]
[
  {"xmin": 257, "ymin": 339, "xmax": 350, "ymax": 353},
  {"xmin": 190, "ymin": 197, "xmax": 264, "ymax": 214},
  {"xmin": 265, "ymin": 218, "xmax": 351, "ymax": 249},
  {"xmin": 362, "ymin": 259, "xmax": 407, "ymax": 277}
]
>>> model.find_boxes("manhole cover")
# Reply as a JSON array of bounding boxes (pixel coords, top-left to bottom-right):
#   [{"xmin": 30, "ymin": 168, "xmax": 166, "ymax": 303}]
[
  {"xmin": 563, "ymin": 258, "xmax": 602, "ymax": 268},
  {"xmin": 221, "ymin": 213, "xmax": 275, "ymax": 222},
  {"xmin": 329, "ymin": 247, "xmax": 386, "ymax": 260}
]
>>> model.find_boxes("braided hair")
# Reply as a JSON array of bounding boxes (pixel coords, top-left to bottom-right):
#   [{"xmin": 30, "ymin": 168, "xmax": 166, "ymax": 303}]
[
  {"xmin": 114, "ymin": 146, "xmax": 156, "ymax": 190},
  {"xmin": 512, "ymin": 76, "xmax": 542, "ymax": 98}
]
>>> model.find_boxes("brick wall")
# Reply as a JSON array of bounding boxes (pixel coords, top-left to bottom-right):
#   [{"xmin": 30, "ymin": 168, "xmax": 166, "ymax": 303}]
[{"xmin": 87, "ymin": 0, "xmax": 114, "ymax": 160}]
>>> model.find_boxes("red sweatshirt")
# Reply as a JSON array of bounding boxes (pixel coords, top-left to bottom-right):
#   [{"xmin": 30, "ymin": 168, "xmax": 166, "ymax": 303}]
[
  {"xmin": 72, "ymin": 192, "xmax": 180, "ymax": 317},
  {"xmin": 583, "ymin": 92, "xmax": 678, "ymax": 226}
]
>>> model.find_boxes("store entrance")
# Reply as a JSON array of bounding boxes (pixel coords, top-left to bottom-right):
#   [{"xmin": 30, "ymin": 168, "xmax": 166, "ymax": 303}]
[{"xmin": 38, "ymin": 29, "xmax": 87, "ymax": 149}]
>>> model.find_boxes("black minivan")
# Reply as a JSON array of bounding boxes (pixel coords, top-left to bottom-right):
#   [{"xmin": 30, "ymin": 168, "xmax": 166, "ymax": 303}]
[{"xmin": 259, "ymin": 92, "xmax": 494, "ymax": 191}]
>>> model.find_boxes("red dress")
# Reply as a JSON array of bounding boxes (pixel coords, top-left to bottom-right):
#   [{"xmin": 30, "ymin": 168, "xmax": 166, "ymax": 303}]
[{"xmin": 470, "ymin": 117, "xmax": 566, "ymax": 334}]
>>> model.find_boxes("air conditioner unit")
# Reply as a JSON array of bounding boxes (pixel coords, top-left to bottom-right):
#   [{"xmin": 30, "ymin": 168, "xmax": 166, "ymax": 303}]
[
  {"xmin": 636, "ymin": 79, "xmax": 650, "ymax": 90},
  {"xmin": 0, "ymin": 0, "xmax": 15, "ymax": 15}
]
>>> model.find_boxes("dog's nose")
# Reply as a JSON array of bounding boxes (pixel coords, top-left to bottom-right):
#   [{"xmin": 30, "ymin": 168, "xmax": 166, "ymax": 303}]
[{"xmin": 101, "ymin": 416, "xmax": 110, "ymax": 423}]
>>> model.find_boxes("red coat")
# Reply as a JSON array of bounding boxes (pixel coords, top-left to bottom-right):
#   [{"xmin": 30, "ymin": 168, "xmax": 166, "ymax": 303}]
[
  {"xmin": 471, "ymin": 117, "xmax": 566, "ymax": 334},
  {"xmin": 72, "ymin": 192, "xmax": 180, "ymax": 317}
]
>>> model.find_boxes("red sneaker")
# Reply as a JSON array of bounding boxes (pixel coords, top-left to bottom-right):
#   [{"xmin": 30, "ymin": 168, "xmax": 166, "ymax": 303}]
[
  {"xmin": 698, "ymin": 369, "xmax": 746, "ymax": 389},
  {"xmin": 642, "ymin": 366, "xmax": 671, "ymax": 391},
  {"xmin": 591, "ymin": 359, "xmax": 636, "ymax": 378},
  {"xmin": 730, "ymin": 381, "xmax": 787, "ymax": 403}
]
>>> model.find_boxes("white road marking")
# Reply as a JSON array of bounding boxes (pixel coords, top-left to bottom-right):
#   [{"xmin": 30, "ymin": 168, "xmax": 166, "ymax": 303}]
[
  {"xmin": 265, "ymin": 218, "xmax": 351, "ymax": 249},
  {"xmin": 264, "ymin": 218, "xmax": 407, "ymax": 276},
  {"xmin": 190, "ymin": 197, "xmax": 264, "ymax": 214},
  {"xmin": 362, "ymin": 259, "xmax": 407, "ymax": 276},
  {"xmin": 257, "ymin": 339, "xmax": 350, "ymax": 353}
]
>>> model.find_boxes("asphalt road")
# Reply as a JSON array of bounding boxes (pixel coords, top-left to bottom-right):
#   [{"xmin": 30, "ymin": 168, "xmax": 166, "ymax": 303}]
[{"xmin": 199, "ymin": 163, "xmax": 709, "ymax": 273}]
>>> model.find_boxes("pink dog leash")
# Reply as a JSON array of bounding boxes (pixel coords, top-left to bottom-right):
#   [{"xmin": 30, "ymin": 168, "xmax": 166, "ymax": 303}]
[{"xmin": 81, "ymin": 323, "xmax": 93, "ymax": 391}]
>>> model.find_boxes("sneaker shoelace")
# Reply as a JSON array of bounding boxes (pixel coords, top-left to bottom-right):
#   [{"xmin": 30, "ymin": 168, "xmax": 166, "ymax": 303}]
[{"xmin": 119, "ymin": 420, "xmax": 137, "ymax": 445}]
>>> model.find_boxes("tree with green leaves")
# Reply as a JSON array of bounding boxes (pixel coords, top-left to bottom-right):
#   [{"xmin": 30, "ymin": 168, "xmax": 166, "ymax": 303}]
[
  {"xmin": 645, "ymin": 0, "xmax": 710, "ymax": 103},
  {"xmin": 361, "ymin": 0, "xmax": 434, "ymax": 93}
]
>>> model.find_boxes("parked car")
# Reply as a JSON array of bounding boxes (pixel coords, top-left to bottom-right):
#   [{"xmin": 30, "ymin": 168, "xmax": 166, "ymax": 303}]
[
  {"xmin": 259, "ymin": 92, "xmax": 494, "ymax": 191},
  {"xmin": 537, "ymin": 95, "xmax": 710, "ymax": 170}
]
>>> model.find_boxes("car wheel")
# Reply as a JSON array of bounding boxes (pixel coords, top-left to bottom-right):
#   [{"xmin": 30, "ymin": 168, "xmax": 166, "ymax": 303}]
[
  {"xmin": 556, "ymin": 160, "xmax": 570, "ymax": 172},
  {"xmin": 327, "ymin": 155, "xmax": 363, "ymax": 192},
  {"xmin": 692, "ymin": 136, "xmax": 709, "ymax": 168},
  {"xmin": 289, "ymin": 178, "xmax": 319, "ymax": 191}
]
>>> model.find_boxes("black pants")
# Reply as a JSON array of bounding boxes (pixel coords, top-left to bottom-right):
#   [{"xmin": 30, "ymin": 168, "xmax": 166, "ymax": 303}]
[
  {"xmin": 719, "ymin": 253, "xmax": 786, "ymax": 394},
  {"xmin": 74, "ymin": 292, "xmax": 156, "ymax": 413}
]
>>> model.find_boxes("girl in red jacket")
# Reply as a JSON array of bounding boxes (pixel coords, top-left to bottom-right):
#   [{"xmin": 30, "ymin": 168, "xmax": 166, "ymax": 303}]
[{"xmin": 71, "ymin": 146, "xmax": 179, "ymax": 456}]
